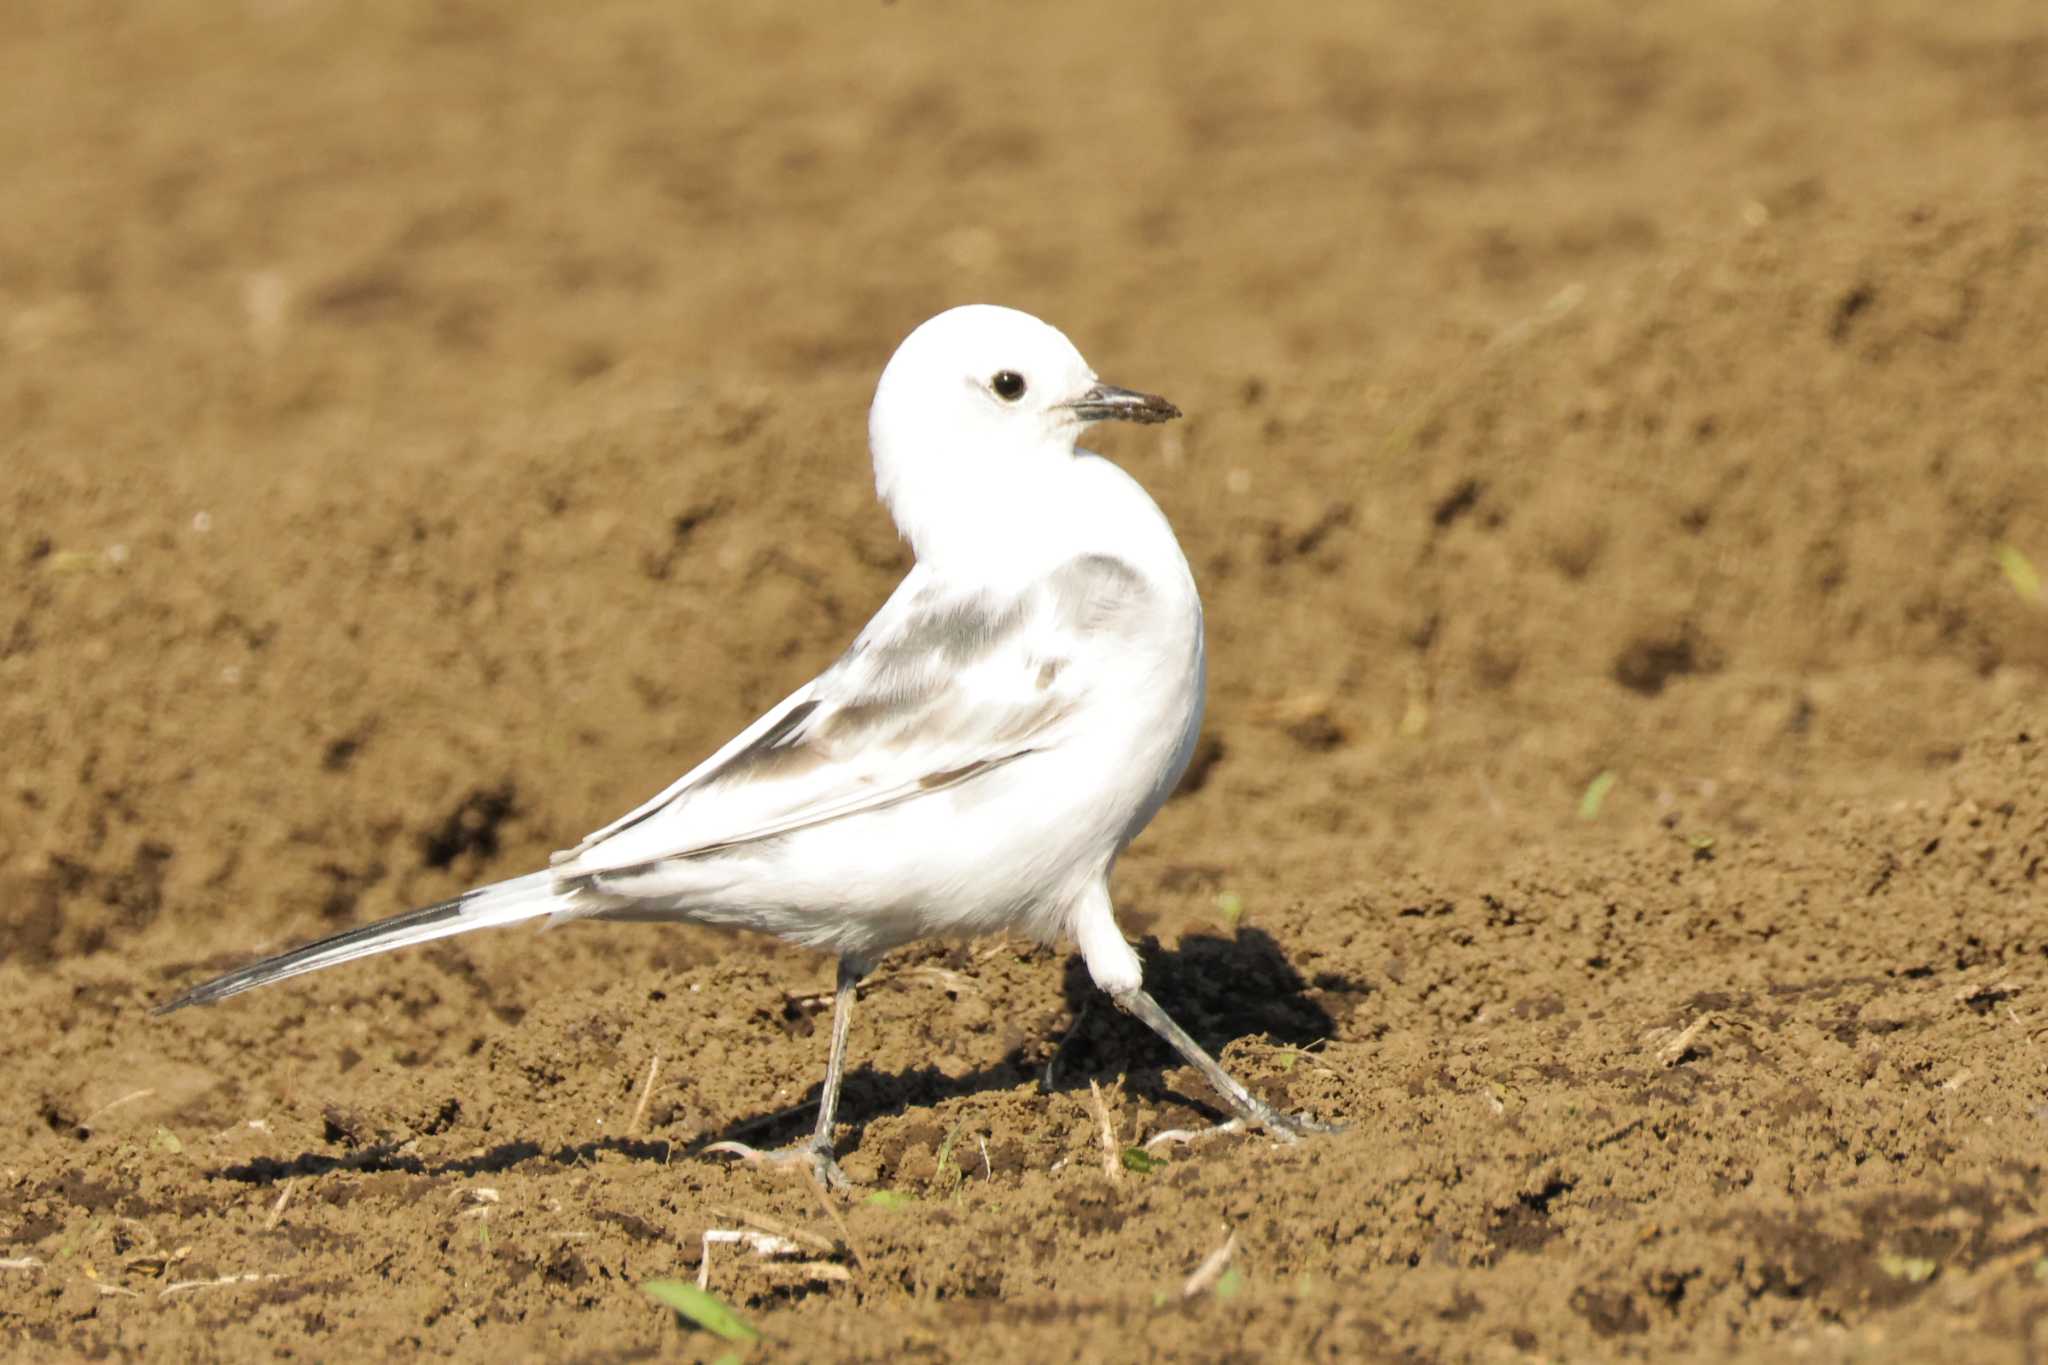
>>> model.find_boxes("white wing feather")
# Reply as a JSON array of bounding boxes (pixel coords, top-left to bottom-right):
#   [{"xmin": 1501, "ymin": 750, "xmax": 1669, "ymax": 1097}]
[{"xmin": 551, "ymin": 555, "xmax": 1144, "ymax": 881}]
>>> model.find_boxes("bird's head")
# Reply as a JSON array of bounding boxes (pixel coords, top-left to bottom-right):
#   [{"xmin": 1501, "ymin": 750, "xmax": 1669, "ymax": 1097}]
[{"xmin": 868, "ymin": 305, "xmax": 1179, "ymax": 560}]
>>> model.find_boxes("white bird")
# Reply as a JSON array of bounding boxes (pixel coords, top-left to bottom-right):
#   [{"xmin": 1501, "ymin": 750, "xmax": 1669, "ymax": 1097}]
[{"xmin": 157, "ymin": 304, "xmax": 1332, "ymax": 1185}]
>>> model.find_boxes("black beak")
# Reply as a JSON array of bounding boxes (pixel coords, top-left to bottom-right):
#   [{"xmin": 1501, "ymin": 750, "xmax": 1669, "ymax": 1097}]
[{"xmin": 1066, "ymin": 383, "xmax": 1181, "ymax": 425}]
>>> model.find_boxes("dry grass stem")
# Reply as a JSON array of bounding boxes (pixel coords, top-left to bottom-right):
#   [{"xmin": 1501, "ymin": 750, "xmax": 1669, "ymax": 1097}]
[
  {"xmin": 1182, "ymin": 1231, "xmax": 1241, "ymax": 1299},
  {"xmin": 1296, "ymin": 1037, "xmax": 1363, "ymax": 1086},
  {"xmin": 781, "ymin": 1261, "xmax": 852, "ymax": 1282},
  {"xmin": 1657, "ymin": 1015, "xmax": 1712, "ymax": 1067},
  {"xmin": 1087, "ymin": 1080, "xmax": 1124, "ymax": 1184},
  {"xmin": 161, "ymin": 1272, "xmax": 285, "ymax": 1298},
  {"xmin": 704, "ymin": 1228, "xmax": 803, "ymax": 1257},
  {"xmin": 803, "ymin": 1164, "xmax": 868, "ymax": 1271},
  {"xmin": 264, "ymin": 1179, "xmax": 296, "ymax": 1229},
  {"xmin": 80, "ymin": 1089, "xmax": 156, "ymax": 1132},
  {"xmin": 699, "ymin": 1222, "xmax": 854, "ymax": 1293},
  {"xmin": 721, "ymin": 1208, "xmax": 835, "ymax": 1253},
  {"xmin": 972, "ymin": 935, "xmax": 1018, "ymax": 961},
  {"xmin": 628, "ymin": 1055, "xmax": 663, "ymax": 1137}
]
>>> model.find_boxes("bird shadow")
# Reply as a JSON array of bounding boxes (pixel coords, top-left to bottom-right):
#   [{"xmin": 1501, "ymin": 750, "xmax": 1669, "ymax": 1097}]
[
  {"xmin": 205, "ymin": 927, "xmax": 1346, "ymax": 1188},
  {"xmin": 689, "ymin": 925, "xmax": 1346, "ymax": 1162},
  {"xmin": 1051, "ymin": 925, "xmax": 1344, "ymax": 1089}
]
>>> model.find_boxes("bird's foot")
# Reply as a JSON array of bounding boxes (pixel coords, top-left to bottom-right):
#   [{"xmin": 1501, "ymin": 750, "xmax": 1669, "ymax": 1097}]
[
  {"xmin": 1249, "ymin": 1096, "xmax": 1344, "ymax": 1142},
  {"xmin": 702, "ymin": 1135, "xmax": 852, "ymax": 1191},
  {"xmin": 1144, "ymin": 1100, "xmax": 1342, "ymax": 1153},
  {"xmin": 1104, "ymin": 987, "xmax": 1343, "ymax": 1152}
]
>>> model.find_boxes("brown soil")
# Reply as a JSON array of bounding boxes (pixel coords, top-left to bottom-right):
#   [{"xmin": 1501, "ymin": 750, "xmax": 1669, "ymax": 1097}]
[{"xmin": 4, "ymin": 3, "xmax": 2047, "ymax": 1360}]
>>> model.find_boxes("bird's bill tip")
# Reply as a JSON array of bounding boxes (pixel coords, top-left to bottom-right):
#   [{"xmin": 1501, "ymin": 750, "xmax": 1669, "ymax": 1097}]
[{"xmin": 1066, "ymin": 383, "xmax": 1181, "ymax": 425}]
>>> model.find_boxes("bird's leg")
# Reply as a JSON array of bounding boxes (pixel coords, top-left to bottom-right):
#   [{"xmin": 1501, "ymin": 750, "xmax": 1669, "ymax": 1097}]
[
  {"xmin": 1109, "ymin": 987, "xmax": 1340, "ymax": 1145},
  {"xmin": 807, "ymin": 955, "xmax": 863, "ymax": 1157},
  {"xmin": 705, "ymin": 955, "xmax": 868, "ymax": 1190}
]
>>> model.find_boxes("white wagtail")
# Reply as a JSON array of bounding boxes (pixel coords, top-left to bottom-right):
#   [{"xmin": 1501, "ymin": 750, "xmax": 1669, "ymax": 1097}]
[{"xmin": 159, "ymin": 305, "xmax": 1333, "ymax": 1186}]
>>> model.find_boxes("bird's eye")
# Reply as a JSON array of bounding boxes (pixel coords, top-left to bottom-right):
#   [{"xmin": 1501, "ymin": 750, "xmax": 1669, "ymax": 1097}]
[{"xmin": 991, "ymin": 370, "xmax": 1027, "ymax": 402}]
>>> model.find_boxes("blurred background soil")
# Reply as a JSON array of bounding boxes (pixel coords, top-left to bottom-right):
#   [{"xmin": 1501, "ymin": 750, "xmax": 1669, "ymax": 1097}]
[{"xmin": 3, "ymin": 1, "xmax": 2046, "ymax": 1359}]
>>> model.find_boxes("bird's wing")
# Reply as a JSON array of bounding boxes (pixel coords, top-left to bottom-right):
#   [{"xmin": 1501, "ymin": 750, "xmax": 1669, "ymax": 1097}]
[{"xmin": 553, "ymin": 553, "xmax": 1156, "ymax": 880}]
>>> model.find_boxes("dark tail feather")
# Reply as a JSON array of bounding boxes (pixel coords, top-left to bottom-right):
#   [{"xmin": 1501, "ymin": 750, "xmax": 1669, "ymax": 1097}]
[{"xmin": 154, "ymin": 870, "xmax": 562, "ymax": 1014}]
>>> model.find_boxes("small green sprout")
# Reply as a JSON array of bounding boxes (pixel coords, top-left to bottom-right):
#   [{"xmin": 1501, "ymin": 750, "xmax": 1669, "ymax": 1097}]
[
  {"xmin": 643, "ymin": 1279, "xmax": 760, "ymax": 1342},
  {"xmin": 1215, "ymin": 891, "xmax": 1245, "ymax": 927},
  {"xmin": 932, "ymin": 1123, "xmax": 963, "ymax": 1194},
  {"xmin": 1577, "ymin": 771, "xmax": 1617, "ymax": 821},
  {"xmin": 1995, "ymin": 544, "xmax": 2041, "ymax": 602},
  {"xmin": 1120, "ymin": 1147, "xmax": 1168, "ymax": 1175}
]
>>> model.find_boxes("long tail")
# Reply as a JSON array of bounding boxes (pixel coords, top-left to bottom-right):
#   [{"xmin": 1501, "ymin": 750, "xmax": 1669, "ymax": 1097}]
[{"xmin": 153, "ymin": 870, "xmax": 566, "ymax": 1014}]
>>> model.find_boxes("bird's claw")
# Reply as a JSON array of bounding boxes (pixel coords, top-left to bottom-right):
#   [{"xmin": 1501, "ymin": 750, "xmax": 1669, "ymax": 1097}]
[
  {"xmin": 1267, "ymin": 1106, "xmax": 1345, "ymax": 1140},
  {"xmin": 703, "ymin": 1137, "xmax": 853, "ymax": 1192},
  {"xmin": 1243, "ymin": 1099, "xmax": 1344, "ymax": 1144},
  {"xmin": 1143, "ymin": 1105, "xmax": 1342, "ymax": 1153}
]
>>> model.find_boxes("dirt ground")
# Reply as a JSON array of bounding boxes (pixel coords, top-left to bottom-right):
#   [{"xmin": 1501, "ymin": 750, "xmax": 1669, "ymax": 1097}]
[{"xmin": 4, "ymin": 1, "xmax": 2047, "ymax": 1359}]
